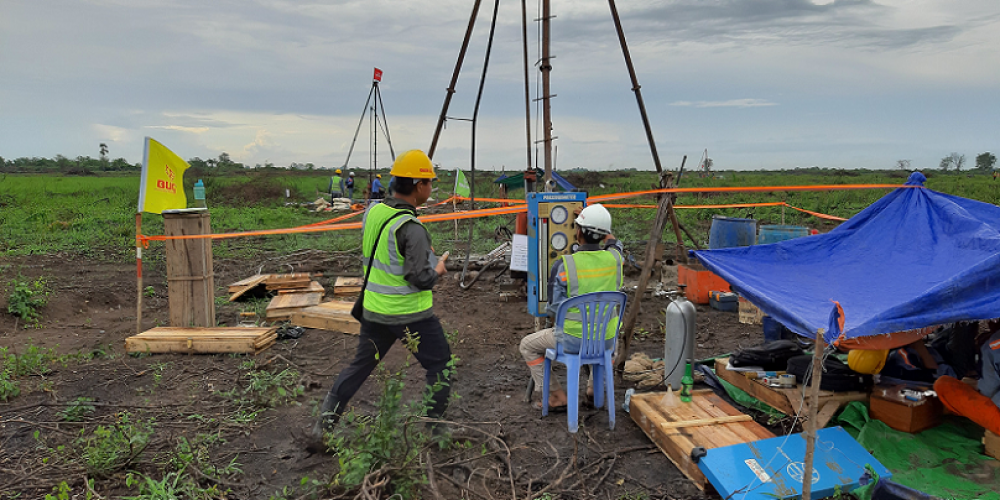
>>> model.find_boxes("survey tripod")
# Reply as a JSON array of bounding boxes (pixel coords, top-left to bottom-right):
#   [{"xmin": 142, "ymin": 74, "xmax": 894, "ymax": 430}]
[{"xmin": 342, "ymin": 68, "xmax": 396, "ymax": 197}]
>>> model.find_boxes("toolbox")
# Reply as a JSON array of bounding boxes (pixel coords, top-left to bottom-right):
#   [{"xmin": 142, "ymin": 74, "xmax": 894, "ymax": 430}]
[
  {"xmin": 709, "ymin": 291, "xmax": 739, "ymax": 312},
  {"xmin": 869, "ymin": 387, "xmax": 942, "ymax": 433}
]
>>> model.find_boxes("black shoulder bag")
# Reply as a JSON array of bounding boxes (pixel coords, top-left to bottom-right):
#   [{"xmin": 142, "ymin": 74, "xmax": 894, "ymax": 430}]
[{"xmin": 351, "ymin": 211, "xmax": 410, "ymax": 321}]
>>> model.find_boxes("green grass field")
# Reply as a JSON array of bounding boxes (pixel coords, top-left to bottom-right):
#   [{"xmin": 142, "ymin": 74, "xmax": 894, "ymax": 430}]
[{"xmin": 2, "ymin": 169, "xmax": 997, "ymax": 261}]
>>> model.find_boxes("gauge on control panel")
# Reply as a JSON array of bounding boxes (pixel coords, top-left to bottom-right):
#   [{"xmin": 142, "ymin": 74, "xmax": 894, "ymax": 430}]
[
  {"xmin": 550, "ymin": 205, "xmax": 569, "ymax": 225},
  {"xmin": 551, "ymin": 232, "xmax": 568, "ymax": 251}
]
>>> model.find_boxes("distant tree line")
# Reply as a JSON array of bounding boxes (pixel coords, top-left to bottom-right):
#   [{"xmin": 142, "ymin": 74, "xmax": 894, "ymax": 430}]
[
  {"xmin": 937, "ymin": 152, "xmax": 996, "ymax": 173},
  {"xmin": 0, "ymin": 155, "xmax": 141, "ymax": 174}
]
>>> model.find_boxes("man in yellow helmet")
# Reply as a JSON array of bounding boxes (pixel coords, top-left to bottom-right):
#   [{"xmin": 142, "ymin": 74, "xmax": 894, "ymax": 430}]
[
  {"xmin": 329, "ymin": 168, "xmax": 344, "ymax": 199},
  {"xmin": 313, "ymin": 150, "xmax": 451, "ymax": 440}
]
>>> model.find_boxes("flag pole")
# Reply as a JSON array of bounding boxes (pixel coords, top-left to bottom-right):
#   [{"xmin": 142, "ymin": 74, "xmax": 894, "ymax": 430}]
[
  {"xmin": 453, "ymin": 168, "xmax": 460, "ymax": 240},
  {"xmin": 136, "ymin": 212, "xmax": 143, "ymax": 335}
]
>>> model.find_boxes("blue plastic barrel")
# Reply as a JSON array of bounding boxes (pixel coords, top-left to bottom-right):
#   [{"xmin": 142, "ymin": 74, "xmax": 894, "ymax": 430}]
[
  {"xmin": 708, "ymin": 216, "xmax": 757, "ymax": 249},
  {"xmin": 758, "ymin": 225, "xmax": 809, "ymax": 245}
]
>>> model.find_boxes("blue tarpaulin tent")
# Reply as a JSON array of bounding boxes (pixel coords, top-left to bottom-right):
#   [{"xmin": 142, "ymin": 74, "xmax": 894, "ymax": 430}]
[{"xmin": 693, "ymin": 173, "xmax": 1000, "ymax": 346}]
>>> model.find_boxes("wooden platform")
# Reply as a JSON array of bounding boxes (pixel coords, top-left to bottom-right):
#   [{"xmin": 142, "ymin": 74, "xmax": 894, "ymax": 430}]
[
  {"xmin": 125, "ymin": 327, "xmax": 277, "ymax": 354},
  {"xmin": 629, "ymin": 390, "xmax": 774, "ymax": 491},
  {"xmin": 290, "ymin": 301, "xmax": 360, "ymax": 335},
  {"xmin": 714, "ymin": 358, "xmax": 868, "ymax": 426}
]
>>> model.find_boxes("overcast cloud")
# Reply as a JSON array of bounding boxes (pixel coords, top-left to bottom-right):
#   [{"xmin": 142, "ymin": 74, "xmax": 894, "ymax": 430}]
[{"xmin": 1, "ymin": 0, "xmax": 997, "ymax": 171}]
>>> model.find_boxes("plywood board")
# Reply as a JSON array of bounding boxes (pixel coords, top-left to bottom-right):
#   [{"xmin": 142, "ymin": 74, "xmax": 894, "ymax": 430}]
[
  {"xmin": 630, "ymin": 390, "xmax": 774, "ymax": 491},
  {"xmin": 266, "ymin": 273, "xmax": 313, "ymax": 290},
  {"xmin": 714, "ymin": 358, "xmax": 868, "ymax": 418},
  {"xmin": 276, "ymin": 281, "xmax": 325, "ymax": 294},
  {"xmin": 125, "ymin": 327, "xmax": 277, "ymax": 354},
  {"xmin": 290, "ymin": 301, "xmax": 360, "ymax": 335}
]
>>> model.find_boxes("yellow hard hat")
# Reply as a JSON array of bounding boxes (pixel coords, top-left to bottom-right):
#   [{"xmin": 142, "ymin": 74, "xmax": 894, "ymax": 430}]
[
  {"xmin": 335, "ymin": 169, "xmax": 342, "ymax": 174},
  {"xmin": 847, "ymin": 349, "xmax": 888, "ymax": 375},
  {"xmin": 390, "ymin": 150, "xmax": 436, "ymax": 179},
  {"xmin": 376, "ymin": 174, "xmax": 382, "ymax": 179}
]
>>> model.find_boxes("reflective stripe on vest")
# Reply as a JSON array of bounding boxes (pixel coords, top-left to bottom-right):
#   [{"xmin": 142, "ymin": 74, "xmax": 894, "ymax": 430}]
[
  {"xmin": 560, "ymin": 248, "xmax": 624, "ymax": 339},
  {"xmin": 362, "ymin": 204, "xmax": 433, "ymax": 316}
]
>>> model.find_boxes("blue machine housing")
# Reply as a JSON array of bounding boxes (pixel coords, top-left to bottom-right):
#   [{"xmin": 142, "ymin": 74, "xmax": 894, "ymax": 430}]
[
  {"xmin": 527, "ymin": 191, "xmax": 588, "ymax": 317},
  {"xmin": 697, "ymin": 426, "xmax": 892, "ymax": 500}
]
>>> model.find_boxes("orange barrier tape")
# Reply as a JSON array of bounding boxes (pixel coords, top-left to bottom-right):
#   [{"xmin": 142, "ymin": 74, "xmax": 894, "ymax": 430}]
[
  {"xmin": 604, "ymin": 201, "xmax": 847, "ymax": 221},
  {"xmin": 298, "ymin": 210, "xmax": 364, "ymax": 228},
  {"xmin": 140, "ymin": 184, "xmax": 889, "ymax": 241},
  {"xmin": 587, "ymin": 183, "xmax": 916, "ymax": 203},
  {"xmin": 453, "ymin": 196, "xmax": 526, "ymax": 204}
]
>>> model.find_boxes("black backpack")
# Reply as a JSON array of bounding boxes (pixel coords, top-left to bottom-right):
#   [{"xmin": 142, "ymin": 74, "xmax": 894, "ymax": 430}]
[
  {"xmin": 786, "ymin": 354, "xmax": 872, "ymax": 392},
  {"xmin": 729, "ymin": 340, "xmax": 804, "ymax": 371}
]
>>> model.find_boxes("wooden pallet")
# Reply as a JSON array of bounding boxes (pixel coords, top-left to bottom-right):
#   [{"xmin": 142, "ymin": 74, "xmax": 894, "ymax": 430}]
[
  {"xmin": 265, "ymin": 273, "xmax": 313, "ymax": 290},
  {"xmin": 125, "ymin": 327, "xmax": 277, "ymax": 354},
  {"xmin": 265, "ymin": 291, "xmax": 323, "ymax": 320},
  {"xmin": 290, "ymin": 301, "xmax": 361, "ymax": 335},
  {"xmin": 714, "ymin": 358, "xmax": 868, "ymax": 426},
  {"xmin": 333, "ymin": 276, "xmax": 363, "ymax": 297},
  {"xmin": 629, "ymin": 390, "xmax": 774, "ymax": 491},
  {"xmin": 277, "ymin": 281, "xmax": 325, "ymax": 294}
]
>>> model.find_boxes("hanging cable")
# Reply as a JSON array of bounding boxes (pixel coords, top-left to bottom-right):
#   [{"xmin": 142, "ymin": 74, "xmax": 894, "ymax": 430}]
[{"xmin": 459, "ymin": 0, "xmax": 502, "ymax": 287}]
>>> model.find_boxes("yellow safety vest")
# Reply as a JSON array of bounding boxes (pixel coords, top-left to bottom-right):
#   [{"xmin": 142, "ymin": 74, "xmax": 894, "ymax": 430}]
[
  {"xmin": 559, "ymin": 249, "xmax": 624, "ymax": 339},
  {"xmin": 362, "ymin": 204, "xmax": 433, "ymax": 316}
]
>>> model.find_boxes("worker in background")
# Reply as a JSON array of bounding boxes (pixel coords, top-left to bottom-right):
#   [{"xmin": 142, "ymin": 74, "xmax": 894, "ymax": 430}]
[
  {"xmin": 371, "ymin": 174, "xmax": 385, "ymax": 200},
  {"xmin": 519, "ymin": 204, "xmax": 624, "ymax": 411},
  {"xmin": 312, "ymin": 150, "xmax": 451, "ymax": 441},
  {"xmin": 329, "ymin": 169, "xmax": 344, "ymax": 199},
  {"xmin": 388, "ymin": 176, "xmax": 397, "ymax": 197},
  {"xmin": 345, "ymin": 172, "xmax": 356, "ymax": 202},
  {"xmin": 934, "ymin": 319, "xmax": 1000, "ymax": 435}
]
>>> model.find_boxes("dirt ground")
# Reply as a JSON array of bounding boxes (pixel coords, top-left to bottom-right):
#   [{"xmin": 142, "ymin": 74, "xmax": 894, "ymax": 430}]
[{"xmin": 0, "ymin": 251, "xmax": 765, "ymax": 499}]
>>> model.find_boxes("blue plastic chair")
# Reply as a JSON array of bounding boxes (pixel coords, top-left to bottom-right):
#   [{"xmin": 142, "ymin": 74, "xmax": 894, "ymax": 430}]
[{"xmin": 542, "ymin": 291, "xmax": 628, "ymax": 433}]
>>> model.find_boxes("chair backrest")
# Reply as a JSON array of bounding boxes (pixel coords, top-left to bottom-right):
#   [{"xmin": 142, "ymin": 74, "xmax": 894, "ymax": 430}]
[{"xmin": 554, "ymin": 291, "xmax": 628, "ymax": 358}]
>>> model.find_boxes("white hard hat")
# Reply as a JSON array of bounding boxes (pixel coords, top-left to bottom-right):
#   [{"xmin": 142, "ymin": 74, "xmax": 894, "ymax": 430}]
[{"xmin": 576, "ymin": 203, "xmax": 612, "ymax": 235}]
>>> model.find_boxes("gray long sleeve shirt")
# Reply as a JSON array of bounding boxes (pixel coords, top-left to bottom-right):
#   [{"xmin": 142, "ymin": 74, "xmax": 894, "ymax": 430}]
[
  {"xmin": 362, "ymin": 197, "xmax": 439, "ymax": 325},
  {"xmin": 980, "ymin": 330, "xmax": 1000, "ymax": 407}
]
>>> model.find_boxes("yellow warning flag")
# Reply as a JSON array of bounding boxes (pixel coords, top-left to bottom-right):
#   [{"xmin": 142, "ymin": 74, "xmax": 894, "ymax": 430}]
[{"xmin": 138, "ymin": 137, "xmax": 190, "ymax": 214}]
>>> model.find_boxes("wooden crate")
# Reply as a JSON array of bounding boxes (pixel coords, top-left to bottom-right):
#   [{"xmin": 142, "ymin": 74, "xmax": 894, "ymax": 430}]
[
  {"xmin": 677, "ymin": 264, "xmax": 730, "ymax": 304},
  {"xmin": 265, "ymin": 291, "xmax": 323, "ymax": 320},
  {"xmin": 228, "ymin": 274, "xmax": 269, "ymax": 301},
  {"xmin": 714, "ymin": 358, "xmax": 868, "ymax": 426},
  {"xmin": 290, "ymin": 301, "xmax": 361, "ymax": 335},
  {"xmin": 738, "ymin": 297, "xmax": 766, "ymax": 325},
  {"xmin": 629, "ymin": 390, "xmax": 774, "ymax": 490},
  {"xmin": 333, "ymin": 276, "xmax": 363, "ymax": 297},
  {"xmin": 986, "ymin": 431, "xmax": 999, "ymax": 460},
  {"xmin": 869, "ymin": 392, "xmax": 942, "ymax": 433},
  {"xmin": 125, "ymin": 327, "xmax": 277, "ymax": 354}
]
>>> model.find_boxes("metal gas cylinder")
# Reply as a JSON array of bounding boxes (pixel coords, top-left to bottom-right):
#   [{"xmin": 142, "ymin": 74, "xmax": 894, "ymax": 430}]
[{"xmin": 664, "ymin": 287, "xmax": 697, "ymax": 390}]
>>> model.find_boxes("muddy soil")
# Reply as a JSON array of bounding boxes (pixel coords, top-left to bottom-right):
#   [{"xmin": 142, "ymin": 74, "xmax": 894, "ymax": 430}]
[{"xmin": 0, "ymin": 252, "xmax": 765, "ymax": 499}]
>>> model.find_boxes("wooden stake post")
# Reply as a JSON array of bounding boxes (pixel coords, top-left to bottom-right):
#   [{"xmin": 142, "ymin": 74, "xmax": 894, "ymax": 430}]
[
  {"xmin": 163, "ymin": 211, "xmax": 215, "ymax": 328},
  {"xmin": 614, "ymin": 170, "xmax": 687, "ymax": 370},
  {"xmin": 802, "ymin": 329, "xmax": 826, "ymax": 500}
]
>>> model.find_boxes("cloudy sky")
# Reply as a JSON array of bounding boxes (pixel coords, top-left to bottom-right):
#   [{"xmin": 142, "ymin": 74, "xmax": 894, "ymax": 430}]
[{"xmin": 2, "ymin": 0, "xmax": 997, "ymax": 171}]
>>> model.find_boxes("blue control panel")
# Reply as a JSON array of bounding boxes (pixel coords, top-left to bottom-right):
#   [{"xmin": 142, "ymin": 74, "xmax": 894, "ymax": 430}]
[{"xmin": 527, "ymin": 191, "xmax": 588, "ymax": 317}]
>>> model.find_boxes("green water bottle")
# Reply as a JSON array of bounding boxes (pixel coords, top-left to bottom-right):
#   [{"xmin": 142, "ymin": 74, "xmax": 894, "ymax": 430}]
[
  {"xmin": 680, "ymin": 361, "xmax": 694, "ymax": 403},
  {"xmin": 193, "ymin": 179, "xmax": 206, "ymax": 208}
]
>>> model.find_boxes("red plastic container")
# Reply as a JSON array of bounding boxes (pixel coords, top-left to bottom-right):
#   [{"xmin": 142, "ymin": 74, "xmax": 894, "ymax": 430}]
[{"xmin": 677, "ymin": 264, "xmax": 730, "ymax": 304}]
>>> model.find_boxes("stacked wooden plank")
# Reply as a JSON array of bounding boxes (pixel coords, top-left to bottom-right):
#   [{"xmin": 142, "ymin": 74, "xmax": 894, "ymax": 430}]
[
  {"xmin": 629, "ymin": 390, "xmax": 775, "ymax": 491},
  {"xmin": 333, "ymin": 276, "xmax": 363, "ymax": 297},
  {"xmin": 290, "ymin": 301, "xmax": 361, "ymax": 335},
  {"xmin": 227, "ymin": 273, "xmax": 323, "ymax": 302},
  {"xmin": 125, "ymin": 327, "xmax": 277, "ymax": 354}
]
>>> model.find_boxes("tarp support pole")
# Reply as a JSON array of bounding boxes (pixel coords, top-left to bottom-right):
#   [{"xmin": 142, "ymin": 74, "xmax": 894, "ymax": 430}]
[{"xmin": 802, "ymin": 329, "xmax": 826, "ymax": 500}]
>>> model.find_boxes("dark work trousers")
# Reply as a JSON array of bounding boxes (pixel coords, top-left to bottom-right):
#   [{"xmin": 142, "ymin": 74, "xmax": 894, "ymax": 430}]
[{"xmin": 326, "ymin": 315, "xmax": 452, "ymax": 419}]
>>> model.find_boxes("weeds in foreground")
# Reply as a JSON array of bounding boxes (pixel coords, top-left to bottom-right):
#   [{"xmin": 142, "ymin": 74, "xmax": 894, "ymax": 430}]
[
  {"xmin": 76, "ymin": 412, "xmax": 155, "ymax": 477},
  {"xmin": 239, "ymin": 360, "xmax": 305, "ymax": 407},
  {"xmin": 6, "ymin": 275, "xmax": 50, "ymax": 327},
  {"xmin": 59, "ymin": 397, "xmax": 97, "ymax": 422},
  {"xmin": 326, "ymin": 328, "xmax": 459, "ymax": 499}
]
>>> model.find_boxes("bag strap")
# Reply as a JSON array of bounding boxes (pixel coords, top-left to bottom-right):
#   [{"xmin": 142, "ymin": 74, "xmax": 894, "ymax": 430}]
[{"xmin": 360, "ymin": 210, "xmax": 412, "ymax": 293}]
